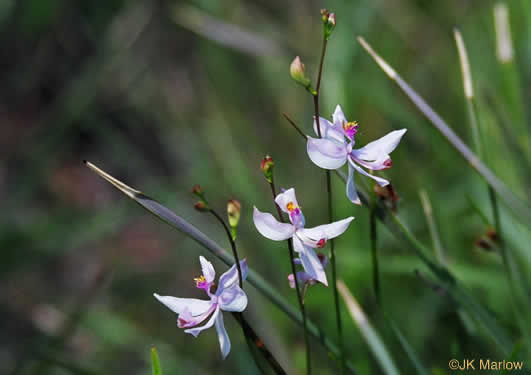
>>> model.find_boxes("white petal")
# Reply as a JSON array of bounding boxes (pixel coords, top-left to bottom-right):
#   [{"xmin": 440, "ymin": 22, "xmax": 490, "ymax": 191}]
[
  {"xmin": 219, "ymin": 285, "xmax": 248, "ymax": 312},
  {"xmin": 332, "ymin": 104, "xmax": 347, "ymax": 127},
  {"xmin": 253, "ymin": 207, "xmax": 295, "ymax": 240},
  {"xmin": 307, "ymin": 137, "xmax": 348, "ymax": 170},
  {"xmin": 217, "ymin": 260, "xmax": 248, "ymax": 291},
  {"xmin": 298, "ymin": 243, "xmax": 328, "ymax": 286},
  {"xmin": 349, "ymin": 158, "xmax": 389, "ymax": 187},
  {"xmin": 215, "ymin": 312, "xmax": 231, "ymax": 359},
  {"xmin": 274, "ymin": 188, "xmax": 299, "ymax": 214},
  {"xmin": 313, "ymin": 116, "xmax": 345, "ymax": 143},
  {"xmin": 299, "ymin": 217, "xmax": 354, "ymax": 242},
  {"xmin": 353, "ymin": 129, "xmax": 407, "ymax": 162},
  {"xmin": 154, "ymin": 294, "xmax": 212, "ymax": 316},
  {"xmin": 346, "ymin": 163, "xmax": 361, "ymax": 205},
  {"xmin": 199, "ymin": 256, "xmax": 215, "ymax": 284},
  {"xmin": 184, "ymin": 307, "xmax": 219, "ymax": 337}
]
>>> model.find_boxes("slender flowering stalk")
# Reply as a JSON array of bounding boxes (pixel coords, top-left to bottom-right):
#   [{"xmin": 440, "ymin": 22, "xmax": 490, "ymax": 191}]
[
  {"xmin": 310, "ymin": 12, "xmax": 345, "ymax": 373},
  {"xmin": 263, "ymin": 161, "xmax": 313, "ymax": 374}
]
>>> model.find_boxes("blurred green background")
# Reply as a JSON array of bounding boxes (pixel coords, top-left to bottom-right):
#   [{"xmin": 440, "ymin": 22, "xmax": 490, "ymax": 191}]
[{"xmin": 2, "ymin": 0, "xmax": 530, "ymax": 374}]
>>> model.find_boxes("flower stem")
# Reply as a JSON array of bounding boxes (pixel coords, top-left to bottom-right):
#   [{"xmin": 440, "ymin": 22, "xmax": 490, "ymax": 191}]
[
  {"xmin": 269, "ymin": 176, "xmax": 312, "ymax": 375},
  {"xmin": 209, "ymin": 209, "xmax": 243, "ymax": 288},
  {"xmin": 369, "ymin": 184, "xmax": 381, "ymax": 306},
  {"xmin": 209, "ymin": 208, "xmax": 286, "ymax": 375},
  {"xmin": 313, "ymin": 34, "xmax": 345, "ymax": 374}
]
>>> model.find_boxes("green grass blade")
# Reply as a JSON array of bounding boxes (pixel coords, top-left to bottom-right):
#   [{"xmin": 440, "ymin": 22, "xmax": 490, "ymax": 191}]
[
  {"xmin": 84, "ymin": 161, "xmax": 359, "ymax": 375},
  {"xmin": 356, "ymin": 37, "xmax": 531, "ymax": 225},
  {"xmin": 337, "ymin": 280, "xmax": 400, "ymax": 375},
  {"xmin": 151, "ymin": 347, "xmax": 162, "ymax": 375},
  {"xmin": 385, "ymin": 317, "xmax": 430, "ymax": 375}
]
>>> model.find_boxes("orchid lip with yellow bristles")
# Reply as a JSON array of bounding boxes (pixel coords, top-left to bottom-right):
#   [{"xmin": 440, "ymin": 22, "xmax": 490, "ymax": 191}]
[
  {"xmin": 307, "ymin": 104, "xmax": 407, "ymax": 205},
  {"xmin": 253, "ymin": 187, "xmax": 354, "ymax": 286},
  {"xmin": 154, "ymin": 256, "xmax": 248, "ymax": 359}
]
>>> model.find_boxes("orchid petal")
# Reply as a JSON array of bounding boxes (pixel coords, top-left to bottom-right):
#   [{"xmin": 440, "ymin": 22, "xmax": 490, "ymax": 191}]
[
  {"xmin": 215, "ymin": 312, "xmax": 231, "ymax": 359},
  {"xmin": 313, "ymin": 116, "xmax": 345, "ymax": 143},
  {"xmin": 351, "ymin": 154, "xmax": 392, "ymax": 171},
  {"xmin": 288, "ymin": 271, "xmax": 313, "ymax": 288},
  {"xmin": 176, "ymin": 304, "xmax": 216, "ymax": 328},
  {"xmin": 253, "ymin": 207, "xmax": 295, "ymax": 241},
  {"xmin": 274, "ymin": 188, "xmax": 299, "ymax": 214},
  {"xmin": 299, "ymin": 217, "xmax": 354, "ymax": 243},
  {"xmin": 218, "ymin": 284, "xmax": 248, "ymax": 312},
  {"xmin": 293, "ymin": 235, "xmax": 328, "ymax": 286},
  {"xmin": 199, "ymin": 256, "xmax": 216, "ymax": 284},
  {"xmin": 184, "ymin": 307, "xmax": 220, "ymax": 337},
  {"xmin": 346, "ymin": 163, "xmax": 361, "ymax": 205},
  {"xmin": 353, "ymin": 129, "xmax": 407, "ymax": 162},
  {"xmin": 307, "ymin": 137, "xmax": 348, "ymax": 170},
  {"xmin": 349, "ymin": 158, "xmax": 390, "ymax": 187},
  {"xmin": 332, "ymin": 104, "xmax": 347, "ymax": 127},
  {"xmin": 217, "ymin": 260, "xmax": 248, "ymax": 292},
  {"xmin": 154, "ymin": 294, "xmax": 212, "ymax": 316}
]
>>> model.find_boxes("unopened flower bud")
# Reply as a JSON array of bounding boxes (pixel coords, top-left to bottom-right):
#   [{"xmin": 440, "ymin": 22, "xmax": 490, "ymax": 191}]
[
  {"xmin": 321, "ymin": 9, "xmax": 336, "ymax": 40},
  {"xmin": 227, "ymin": 199, "xmax": 241, "ymax": 240},
  {"xmin": 374, "ymin": 183, "xmax": 399, "ymax": 211},
  {"xmin": 261, "ymin": 155, "xmax": 274, "ymax": 183},
  {"xmin": 290, "ymin": 56, "xmax": 311, "ymax": 88},
  {"xmin": 191, "ymin": 184, "xmax": 206, "ymax": 199},
  {"xmin": 194, "ymin": 201, "xmax": 209, "ymax": 212}
]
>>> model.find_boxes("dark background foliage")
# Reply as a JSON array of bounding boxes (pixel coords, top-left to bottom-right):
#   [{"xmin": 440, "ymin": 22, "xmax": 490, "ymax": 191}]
[{"xmin": 2, "ymin": 0, "xmax": 529, "ymax": 374}]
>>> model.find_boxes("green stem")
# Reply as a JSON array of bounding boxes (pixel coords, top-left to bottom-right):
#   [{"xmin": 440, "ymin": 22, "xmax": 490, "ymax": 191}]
[
  {"xmin": 209, "ymin": 209, "xmax": 284, "ymax": 375},
  {"xmin": 312, "ymin": 34, "xmax": 345, "ymax": 374},
  {"xmin": 269, "ymin": 177, "xmax": 312, "ymax": 375},
  {"xmin": 369, "ymin": 184, "xmax": 381, "ymax": 306},
  {"xmin": 209, "ymin": 209, "xmax": 243, "ymax": 288}
]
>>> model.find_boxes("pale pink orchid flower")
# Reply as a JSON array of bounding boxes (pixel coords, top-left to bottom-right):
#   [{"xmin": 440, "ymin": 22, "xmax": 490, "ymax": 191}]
[
  {"xmin": 253, "ymin": 188, "xmax": 354, "ymax": 286},
  {"xmin": 307, "ymin": 104, "xmax": 407, "ymax": 205},
  {"xmin": 154, "ymin": 256, "xmax": 248, "ymax": 359}
]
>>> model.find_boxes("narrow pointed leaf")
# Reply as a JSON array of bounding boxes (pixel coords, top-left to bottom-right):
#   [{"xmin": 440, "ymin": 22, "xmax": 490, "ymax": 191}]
[
  {"xmin": 337, "ymin": 280, "xmax": 400, "ymax": 375},
  {"xmin": 151, "ymin": 347, "xmax": 162, "ymax": 375}
]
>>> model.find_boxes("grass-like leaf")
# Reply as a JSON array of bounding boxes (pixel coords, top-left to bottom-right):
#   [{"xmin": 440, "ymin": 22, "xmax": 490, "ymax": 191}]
[
  {"xmin": 337, "ymin": 280, "xmax": 400, "ymax": 375},
  {"xmin": 151, "ymin": 347, "xmax": 162, "ymax": 375},
  {"xmin": 357, "ymin": 37, "xmax": 531, "ymax": 225}
]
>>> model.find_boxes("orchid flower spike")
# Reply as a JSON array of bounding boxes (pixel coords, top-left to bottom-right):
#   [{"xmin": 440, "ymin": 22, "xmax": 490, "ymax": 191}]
[
  {"xmin": 154, "ymin": 256, "xmax": 248, "ymax": 359},
  {"xmin": 253, "ymin": 188, "xmax": 354, "ymax": 286},
  {"xmin": 307, "ymin": 104, "xmax": 407, "ymax": 205},
  {"xmin": 288, "ymin": 254, "xmax": 328, "ymax": 289}
]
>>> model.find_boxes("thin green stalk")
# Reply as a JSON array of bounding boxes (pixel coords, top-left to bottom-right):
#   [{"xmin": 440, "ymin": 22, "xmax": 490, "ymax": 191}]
[
  {"xmin": 312, "ymin": 34, "xmax": 345, "ymax": 375},
  {"xmin": 85, "ymin": 161, "xmax": 360, "ymax": 374},
  {"xmin": 269, "ymin": 176, "xmax": 312, "ymax": 375},
  {"xmin": 419, "ymin": 189, "xmax": 446, "ymax": 266},
  {"xmin": 209, "ymin": 209, "xmax": 243, "ymax": 289},
  {"xmin": 209, "ymin": 208, "xmax": 283, "ymax": 375},
  {"xmin": 369, "ymin": 179, "xmax": 381, "ymax": 305}
]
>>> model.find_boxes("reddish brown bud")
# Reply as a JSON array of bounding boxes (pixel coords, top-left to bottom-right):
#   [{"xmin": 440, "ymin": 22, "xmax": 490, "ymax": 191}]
[
  {"xmin": 374, "ymin": 183, "xmax": 399, "ymax": 211},
  {"xmin": 194, "ymin": 201, "xmax": 209, "ymax": 212},
  {"xmin": 261, "ymin": 155, "xmax": 274, "ymax": 183}
]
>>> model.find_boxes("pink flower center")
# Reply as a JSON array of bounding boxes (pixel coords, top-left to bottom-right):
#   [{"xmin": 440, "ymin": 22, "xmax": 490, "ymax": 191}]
[
  {"xmin": 383, "ymin": 159, "xmax": 392, "ymax": 168},
  {"xmin": 316, "ymin": 238, "xmax": 327, "ymax": 248},
  {"xmin": 342, "ymin": 121, "xmax": 359, "ymax": 140},
  {"xmin": 194, "ymin": 275, "xmax": 210, "ymax": 291}
]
